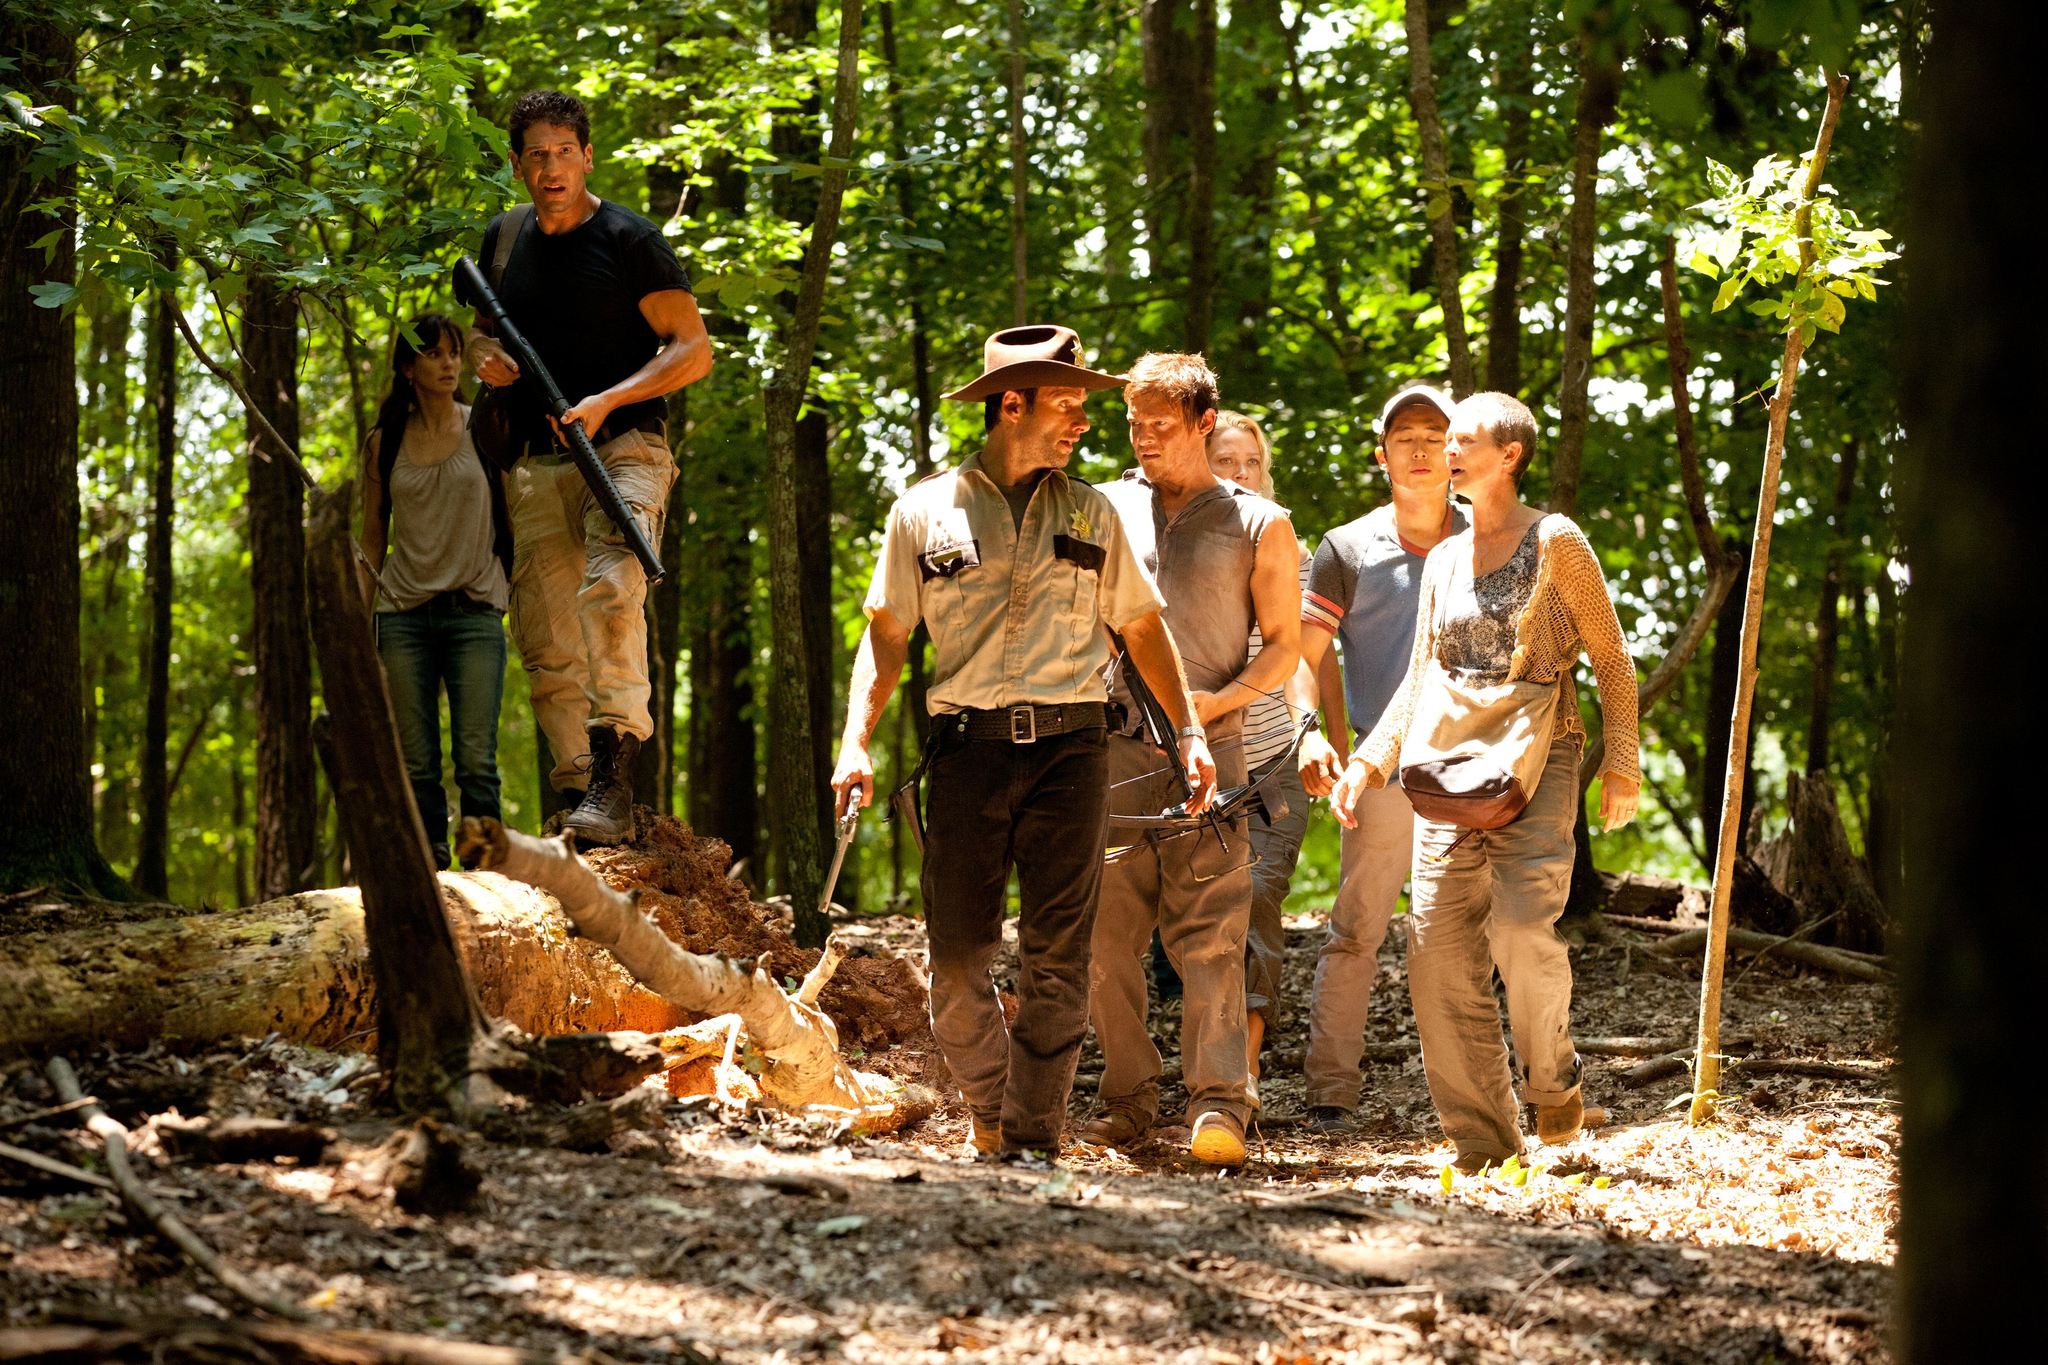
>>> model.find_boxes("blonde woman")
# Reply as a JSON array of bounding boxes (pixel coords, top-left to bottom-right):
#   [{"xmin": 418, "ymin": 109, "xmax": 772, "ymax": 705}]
[{"xmin": 1330, "ymin": 391, "xmax": 1638, "ymax": 1171}]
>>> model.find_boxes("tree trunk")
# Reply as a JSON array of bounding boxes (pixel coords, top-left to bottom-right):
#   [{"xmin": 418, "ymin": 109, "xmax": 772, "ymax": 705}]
[
  {"xmin": 1219, "ymin": 0, "xmax": 1286, "ymax": 389},
  {"xmin": 1750, "ymin": 771, "xmax": 1886, "ymax": 953},
  {"xmin": 766, "ymin": 0, "xmax": 865, "ymax": 947},
  {"xmin": 1404, "ymin": 0, "xmax": 1474, "ymax": 393},
  {"xmin": 1700, "ymin": 536, "xmax": 1756, "ymax": 868},
  {"xmin": 1806, "ymin": 438, "xmax": 1858, "ymax": 774},
  {"xmin": 1183, "ymin": 0, "xmax": 1218, "ymax": 352},
  {"xmin": 1484, "ymin": 28, "xmax": 1534, "ymax": 394},
  {"xmin": 1140, "ymin": 1, "xmax": 1196, "ymax": 285},
  {"xmin": 244, "ymin": 277, "xmax": 318, "ymax": 899},
  {"xmin": 1897, "ymin": 3, "xmax": 2046, "ymax": 1343},
  {"xmin": 82, "ymin": 284, "xmax": 133, "ymax": 861},
  {"xmin": 1691, "ymin": 73, "xmax": 1850, "ymax": 1124},
  {"xmin": 0, "ymin": 17, "xmax": 124, "ymax": 899},
  {"xmin": 306, "ymin": 488, "xmax": 493, "ymax": 1115},
  {"xmin": 135, "ymin": 292, "xmax": 177, "ymax": 898},
  {"xmin": 1005, "ymin": 0, "xmax": 1030, "ymax": 323},
  {"xmin": 1546, "ymin": 37, "xmax": 1618, "ymax": 515}
]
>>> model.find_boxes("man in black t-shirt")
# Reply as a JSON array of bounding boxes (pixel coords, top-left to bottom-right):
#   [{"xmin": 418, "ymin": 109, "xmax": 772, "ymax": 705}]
[{"xmin": 467, "ymin": 90, "xmax": 712, "ymax": 846}]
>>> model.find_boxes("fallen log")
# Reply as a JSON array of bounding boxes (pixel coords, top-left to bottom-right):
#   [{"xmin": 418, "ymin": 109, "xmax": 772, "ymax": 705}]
[
  {"xmin": 0, "ymin": 864, "xmax": 925, "ymax": 1065},
  {"xmin": 0, "ymin": 1140, "xmax": 116, "ymax": 1192},
  {"xmin": 1579, "ymin": 1034, "xmax": 1752, "ymax": 1058},
  {"xmin": 458, "ymin": 818, "xmax": 930, "ymax": 1129},
  {"xmin": 1649, "ymin": 926, "xmax": 1890, "ymax": 982}
]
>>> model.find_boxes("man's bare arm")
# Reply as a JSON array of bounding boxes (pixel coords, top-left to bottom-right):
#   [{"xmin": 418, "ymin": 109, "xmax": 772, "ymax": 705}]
[
  {"xmin": 557, "ymin": 289, "xmax": 712, "ymax": 433},
  {"xmin": 1294, "ymin": 620, "xmax": 1348, "ymax": 797},
  {"xmin": 1194, "ymin": 521, "xmax": 1301, "ymax": 723},
  {"xmin": 830, "ymin": 607, "xmax": 912, "ymax": 816},
  {"xmin": 1121, "ymin": 609, "xmax": 1218, "ymax": 811}
]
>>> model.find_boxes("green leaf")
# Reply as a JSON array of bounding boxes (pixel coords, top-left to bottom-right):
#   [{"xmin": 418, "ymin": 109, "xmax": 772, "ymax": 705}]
[
  {"xmin": 1711, "ymin": 276, "xmax": 1743, "ymax": 312},
  {"xmin": 1685, "ymin": 249, "xmax": 1719, "ymax": 279},
  {"xmin": 28, "ymin": 281, "xmax": 77, "ymax": 309}
]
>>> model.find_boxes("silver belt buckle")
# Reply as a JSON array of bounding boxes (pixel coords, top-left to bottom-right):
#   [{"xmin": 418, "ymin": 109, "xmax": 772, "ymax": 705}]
[{"xmin": 1009, "ymin": 704, "xmax": 1038, "ymax": 744}]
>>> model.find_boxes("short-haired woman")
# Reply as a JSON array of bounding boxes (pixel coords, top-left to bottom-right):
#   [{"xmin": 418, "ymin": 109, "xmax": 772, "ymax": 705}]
[
  {"xmin": 1207, "ymin": 410, "xmax": 1313, "ymax": 1114},
  {"xmin": 1329, "ymin": 391, "xmax": 1638, "ymax": 1172},
  {"xmin": 359, "ymin": 314, "xmax": 513, "ymax": 869}
]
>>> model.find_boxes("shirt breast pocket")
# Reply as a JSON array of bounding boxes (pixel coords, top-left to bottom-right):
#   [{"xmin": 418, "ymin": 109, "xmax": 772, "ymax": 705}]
[
  {"xmin": 920, "ymin": 538, "xmax": 981, "ymax": 581},
  {"xmin": 1052, "ymin": 534, "xmax": 1104, "ymax": 624}
]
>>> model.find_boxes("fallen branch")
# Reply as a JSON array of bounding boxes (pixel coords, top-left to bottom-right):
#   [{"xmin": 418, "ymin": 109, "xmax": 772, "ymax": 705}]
[
  {"xmin": 457, "ymin": 818, "xmax": 930, "ymax": 1130},
  {"xmin": 1580, "ymin": 1034, "xmax": 1751, "ymax": 1058},
  {"xmin": 0, "ymin": 1140, "xmax": 116, "ymax": 1191},
  {"xmin": 0, "ymin": 1097, "xmax": 97, "ymax": 1131},
  {"xmin": 1737, "ymin": 1058, "xmax": 1893, "ymax": 1083},
  {"xmin": 45, "ymin": 1058, "xmax": 308, "ymax": 1321},
  {"xmin": 1651, "ymin": 926, "xmax": 1889, "ymax": 981}
]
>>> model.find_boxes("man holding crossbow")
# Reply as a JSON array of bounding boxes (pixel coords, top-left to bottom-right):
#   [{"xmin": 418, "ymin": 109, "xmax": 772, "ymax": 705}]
[{"xmin": 1082, "ymin": 353, "xmax": 1302, "ymax": 1167}]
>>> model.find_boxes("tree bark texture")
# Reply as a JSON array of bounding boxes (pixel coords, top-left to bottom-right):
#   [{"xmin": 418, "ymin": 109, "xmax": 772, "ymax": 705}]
[
  {"xmin": 82, "ymin": 285, "xmax": 133, "ymax": 862},
  {"xmin": 135, "ymin": 292, "xmax": 177, "ymax": 898},
  {"xmin": 1218, "ymin": 0, "xmax": 1286, "ymax": 390},
  {"xmin": 1005, "ymin": 0, "xmax": 1030, "ymax": 324},
  {"xmin": 306, "ymin": 488, "xmax": 490, "ymax": 1114},
  {"xmin": 1691, "ymin": 73, "xmax": 1849, "ymax": 1124},
  {"xmin": 0, "ymin": 18, "xmax": 123, "ymax": 898},
  {"xmin": 765, "ymin": 0, "xmax": 865, "ymax": 946},
  {"xmin": 1546, "ymin": 37, "xmax": 1617, "ymax": 516},
  {"xmin": 1897, "ymin": 2, "xmax": 2046, "ymax": 1343},
  {"xmin": 1183, "ymin": 0, "xmax": 1218, "ymax": 352},
  {"xmin": 458, "ymin": 819, "xmax": 908, "ymax": 1117},
  {"xmin": 1484, "ymin": 29, "xmax": 1534, "ymax": 394},
  {"xmin": 1404, "ymin": 0, "xmax": 1474, "ymax": 394},
  {"xmin": 1141, "ymin": 0, "xmax": 1218, "ymax": 349},
  {"xmin": 1700, "ymin": 536, "xmax": 1755, "ymax": 868},
  {"xmin": 243, "ymin": 277, "xmax": 318, "ymax": 900}
]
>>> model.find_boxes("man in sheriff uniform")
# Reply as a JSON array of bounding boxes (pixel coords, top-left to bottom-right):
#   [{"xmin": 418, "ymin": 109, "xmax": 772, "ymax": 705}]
[{"xmin": 832, "ymin": 325, "xmax": 1218, "ymax": 1160}]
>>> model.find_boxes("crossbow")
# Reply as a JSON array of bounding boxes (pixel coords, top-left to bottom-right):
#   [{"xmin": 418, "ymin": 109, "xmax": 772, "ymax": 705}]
[{"xmin": 1103, "ymin": 634, "xmax": 1318, "ymax": 868}]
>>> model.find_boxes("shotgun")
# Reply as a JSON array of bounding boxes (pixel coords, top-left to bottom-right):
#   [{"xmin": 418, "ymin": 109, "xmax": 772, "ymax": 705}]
[{"xmin": 452, "ymin": 256, "xmax": 665, "ymax": 582}]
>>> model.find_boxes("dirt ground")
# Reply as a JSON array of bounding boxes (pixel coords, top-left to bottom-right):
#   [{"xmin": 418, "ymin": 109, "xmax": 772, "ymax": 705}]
[{"xmin": 0, "ymin": 873, "xmax": 1895, "ymax": 1362}]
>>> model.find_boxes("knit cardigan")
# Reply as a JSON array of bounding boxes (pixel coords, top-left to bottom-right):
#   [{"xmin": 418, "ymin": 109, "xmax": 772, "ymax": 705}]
[{"xmin": 1351, "ymin": 514, "xmax": 1640, "ymax": 789}]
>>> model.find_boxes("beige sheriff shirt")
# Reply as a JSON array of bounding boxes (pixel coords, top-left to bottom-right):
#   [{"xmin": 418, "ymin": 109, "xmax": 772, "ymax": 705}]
[{"xmin": 866, "ymin": 452, "xmax": 1164, "ymax": 714}]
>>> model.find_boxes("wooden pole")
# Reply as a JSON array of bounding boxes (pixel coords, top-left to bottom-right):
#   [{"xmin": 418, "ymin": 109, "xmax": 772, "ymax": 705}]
[{"xmin": 1690, "ymin": 71, "xmax": 1851, "ymax": 1124}]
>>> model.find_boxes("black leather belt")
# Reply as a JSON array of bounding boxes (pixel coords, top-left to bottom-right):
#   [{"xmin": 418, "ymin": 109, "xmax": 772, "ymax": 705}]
[{"xmin": 951, "ymin": 701, "xmax": 1107, "ymax": 744}]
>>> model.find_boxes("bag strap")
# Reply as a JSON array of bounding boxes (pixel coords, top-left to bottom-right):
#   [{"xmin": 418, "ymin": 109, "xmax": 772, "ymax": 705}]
[{"xmin": 491, "ymin": 202, "xmax": 533, "ymax": 288}]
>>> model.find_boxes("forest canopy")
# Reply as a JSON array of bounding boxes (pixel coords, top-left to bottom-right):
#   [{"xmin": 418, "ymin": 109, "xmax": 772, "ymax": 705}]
[{"xmin": 3, "ymin": 0, "xmax": 1910, "ymax": 916}]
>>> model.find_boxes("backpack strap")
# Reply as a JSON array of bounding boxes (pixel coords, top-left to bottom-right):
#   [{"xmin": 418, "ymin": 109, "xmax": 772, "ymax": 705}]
[{"xmin": 491, "ymin": 201, "xmax": 533, "ymax": 288}]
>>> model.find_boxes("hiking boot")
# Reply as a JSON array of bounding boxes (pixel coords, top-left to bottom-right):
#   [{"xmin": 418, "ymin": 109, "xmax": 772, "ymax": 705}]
[
  {"xmin": 562, "ymin": 728, "xmax": 639, "ymax": 847},
  {"xmin": 1304, "ymin": 1104, "xmax": 1353, "ymax": 1134},
  {"xmin": 1077, "ymin": 1110, "xmax": 1147, "ymax": 1150},
  {"xmin": 1535, "ymin": 1092, "xmax": 1587, "ymax": 1144},
  {"xmin": 1451, "ymin": 1149, "xmax": 1502, "ymax": 1175},
  {"xmin": 1189, "ymin": 1111, "xmax": 1247, "ymax": 1167},
  {"xmin": 967, "ymin": 1116, "xmax": 1002, "ymax": 1157}
]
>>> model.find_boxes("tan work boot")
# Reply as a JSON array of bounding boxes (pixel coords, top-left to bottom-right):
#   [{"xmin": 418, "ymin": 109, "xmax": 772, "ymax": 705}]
[
  {"xmin": 1076, "ymin": 1110, "xmax": 1146, "ymax": 1150},
  {"xmin": 1189, "ymin": 1111, "xmax": 1247, "ymax": 1167},
  {"xmin": 1536, "ymin": 1093, "xmax": 1589, "ymax": 1144},
  {"xmin": 967, "ymin": 1116, "xmax": 1002, "ymax": 1157}
]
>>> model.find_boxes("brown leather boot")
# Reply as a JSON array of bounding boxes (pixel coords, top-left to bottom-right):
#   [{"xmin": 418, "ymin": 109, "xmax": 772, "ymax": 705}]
[{"xmin": 562, "ymin": 727, "xmax": 640, "ymax": 846}]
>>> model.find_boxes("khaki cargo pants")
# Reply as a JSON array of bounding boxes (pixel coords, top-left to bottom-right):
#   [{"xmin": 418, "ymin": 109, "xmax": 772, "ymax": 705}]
[
  {"xmin": 508, "ymin": 429, "xmax": 675, "ymax": 792},
  {"xmin": 1089, "ymin": 732, "xmax": 1254, "ymax": 1130},
  {"xmin": 1406, "ymin": 733, "xmax": 1585, "ymax": 1164}
]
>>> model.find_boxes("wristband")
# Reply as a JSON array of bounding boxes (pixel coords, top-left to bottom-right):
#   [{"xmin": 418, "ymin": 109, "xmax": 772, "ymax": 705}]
[{"xmin": 1178, "ymin": 725, "xmax": 1205, "ymax": 741}]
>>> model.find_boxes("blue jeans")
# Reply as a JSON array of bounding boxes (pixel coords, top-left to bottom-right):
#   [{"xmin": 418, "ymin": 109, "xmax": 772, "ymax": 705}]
[{"xmin": 375, "ymin": 594, "xmax": 507, "ymax": 866}]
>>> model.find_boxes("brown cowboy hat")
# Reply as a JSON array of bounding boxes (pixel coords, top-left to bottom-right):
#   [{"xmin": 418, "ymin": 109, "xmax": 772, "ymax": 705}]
[{"xmin": 942, "ymin": 324, "xmax": 1127, "ymax": 401}]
